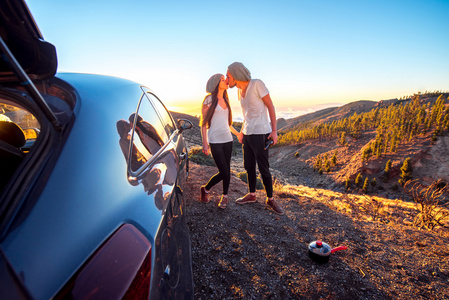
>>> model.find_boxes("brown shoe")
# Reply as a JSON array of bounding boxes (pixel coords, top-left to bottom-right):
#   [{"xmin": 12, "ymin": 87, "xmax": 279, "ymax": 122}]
[
  {"xmin": 200, "ymin": 186, "xmax": 210, "ymax": 203},
  {"xmin": 236, "ymin": 193, "xmax": 256, "ymax": 205},
  {"xmin": 266, "ymin": 198, "xmax": 284, "ymax": 215},
  {"xmin": 218, "ymin": 195, "xmax": 228, "ymax": 209}
]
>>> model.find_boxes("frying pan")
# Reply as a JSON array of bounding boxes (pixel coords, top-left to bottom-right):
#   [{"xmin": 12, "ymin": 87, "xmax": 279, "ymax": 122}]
[{"xmin": 308, "ymin": 240, "xmax": 347, "ymax": 263}]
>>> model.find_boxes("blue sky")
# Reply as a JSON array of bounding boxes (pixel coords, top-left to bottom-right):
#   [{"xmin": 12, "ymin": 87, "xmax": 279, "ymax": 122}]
[{"xmin": 26, "ymin": 0, "xmax": 449, "ymax": 119}]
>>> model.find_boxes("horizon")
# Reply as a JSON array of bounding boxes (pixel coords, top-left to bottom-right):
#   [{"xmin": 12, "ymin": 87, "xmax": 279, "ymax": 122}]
[
  {"xmin": 171, "ymin": 101, "xmax": 346, "ymax": 121},
  {"xmin": 26, "ymin": 0, "xmax": 449, "ymax": 115},
  {"xmin": 170, "ymin": 91, "xmax": 449, "ymax": 122}
]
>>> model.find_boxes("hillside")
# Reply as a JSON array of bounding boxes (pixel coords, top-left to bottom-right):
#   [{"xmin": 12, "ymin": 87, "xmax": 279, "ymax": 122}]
[
  {"xmin": 279, "ymin": 100, "xmax": 379, "ymax": 131},
  {"xmin": 268, "ymin": 131, "xmax": 449, "ymax": 200},
  {"xmin": 279, "ymin": 93, "xmax": 447, "ymax": 132},
  {"xmin": 171, "ymin": 95, "xmax": 449, "ymax": 298},
  {"xmin": 272, "ymin": 93, "xmax": 449, "ymax": 199}
]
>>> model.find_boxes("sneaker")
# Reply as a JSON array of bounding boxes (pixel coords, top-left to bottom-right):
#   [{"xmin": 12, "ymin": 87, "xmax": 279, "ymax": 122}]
[
  {"xmin": 218, "ymin": 195, "xmax": 228, "ymax": 209},
  {"xmin": 200, "ymin": 186, "xmax": 210, "ymax": 203},
  {"xmin": 236, "ymin": 193, "xmax": 256, "ymax": 205},
  {"xmin": 266, "ymin": 198, "xmax": 284, "ymax": 215}
]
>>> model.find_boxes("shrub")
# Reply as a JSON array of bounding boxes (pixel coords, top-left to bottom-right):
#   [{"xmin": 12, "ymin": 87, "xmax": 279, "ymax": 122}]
[
  {"xmin": 360, "ymin": 195, "xmax": 384, "ymax": 221},
  {"xmin": 237, "ymin": 172, "xmax": 264, "ymax": 190},
  {"xmin": 232, "ymin": 141, "xmax": 241, "ymax": 156},
  {"xmin": 273, "ymin": 178, "xmax": 286, "ymax": 193},
  {"xmin": 237, "ymin": 172, "xmax": 246, "ymax": 182},
  {"xmin": 404, "ymin": 180, "xmax": 449, "ymax": 230},
  {"xmin": 188, "ymin": 146, "xmax": 215, "ymax": 166}
]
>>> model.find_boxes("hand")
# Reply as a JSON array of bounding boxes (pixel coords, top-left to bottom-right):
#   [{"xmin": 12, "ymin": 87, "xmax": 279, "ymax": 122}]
[
  {"xmin": 267, "ymin": 131, "xmax": 278, "ymax": 145},
  {"xmin": 202, "ymin": 144, "xmax": 210, "ymax": 155},
  {"xmin": 238, "ymin": 132, "xmax": 244, "ymax": 144}
]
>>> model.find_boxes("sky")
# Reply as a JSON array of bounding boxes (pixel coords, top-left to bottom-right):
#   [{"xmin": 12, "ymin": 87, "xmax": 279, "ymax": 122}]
[{"xmin": 26, "ymin": 0, "xmax": 449, "ymax": 120}]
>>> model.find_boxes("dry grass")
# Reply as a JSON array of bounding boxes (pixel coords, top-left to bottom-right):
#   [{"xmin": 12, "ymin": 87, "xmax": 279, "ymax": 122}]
[{"xmin": 185, "ymin": 163, "xmax": 449, "ymax": 299}]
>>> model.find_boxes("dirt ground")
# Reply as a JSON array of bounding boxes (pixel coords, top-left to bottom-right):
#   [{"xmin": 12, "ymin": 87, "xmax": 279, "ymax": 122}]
[{"xmin": 184, "ymin": 162, "xmax": 449, "ymax": 300}]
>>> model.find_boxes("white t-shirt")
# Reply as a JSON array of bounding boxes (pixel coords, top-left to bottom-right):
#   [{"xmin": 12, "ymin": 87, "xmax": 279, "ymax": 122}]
[
  {"xmin": 239, "ymin": 79, "xmax": 272, "ymax": 135},
  {"xmin": 204, "ymin": 95, "xmax": 233, "ymax": 144}
]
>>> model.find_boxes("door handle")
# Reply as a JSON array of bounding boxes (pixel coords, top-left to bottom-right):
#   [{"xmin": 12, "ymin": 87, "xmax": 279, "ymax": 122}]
[{"xmin": 180, "ymin": 152, "xmax": 187, "ymax": 160}]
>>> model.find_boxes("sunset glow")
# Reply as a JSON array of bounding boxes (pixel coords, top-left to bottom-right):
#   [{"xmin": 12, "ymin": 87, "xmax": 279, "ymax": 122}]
[{"xmin": 26, "ymin": 0, "xmax": 449, "ymax": 119}]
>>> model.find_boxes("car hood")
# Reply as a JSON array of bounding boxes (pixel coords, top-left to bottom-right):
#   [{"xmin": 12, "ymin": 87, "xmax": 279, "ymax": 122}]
[{"xmin": 0, "ymin": 0, "xmax": 57, "ymax": 82}]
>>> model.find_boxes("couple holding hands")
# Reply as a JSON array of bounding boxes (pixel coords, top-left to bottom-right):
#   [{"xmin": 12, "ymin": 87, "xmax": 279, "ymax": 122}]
[{"xmin": 200, "ymin": 62, "xmax": 284, "ymax": 215}]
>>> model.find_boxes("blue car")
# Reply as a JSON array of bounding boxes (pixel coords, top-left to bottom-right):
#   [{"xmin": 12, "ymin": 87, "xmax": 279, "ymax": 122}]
[{"xmin": 0, "ymin": 0, "xmax": 194, "ymax": 299}]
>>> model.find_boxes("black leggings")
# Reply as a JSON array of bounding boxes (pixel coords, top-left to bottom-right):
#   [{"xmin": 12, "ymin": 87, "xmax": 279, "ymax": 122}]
[
  {"xmin": 205, "ymin": 141, "xmax": 233, "ymax": 195},
  {"xmin": 242, "ymin": 134, "xmax": 273, "ymax": 198}
]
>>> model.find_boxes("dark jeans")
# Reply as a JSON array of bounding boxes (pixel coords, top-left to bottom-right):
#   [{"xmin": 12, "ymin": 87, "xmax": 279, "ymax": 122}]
[
  {"xmin": 205, "ymin": 141, "xmax": 233, "ymax": 195},
  {"xmin": 242, "ymin": 133, "xmax": 273, "ymax": 198}
]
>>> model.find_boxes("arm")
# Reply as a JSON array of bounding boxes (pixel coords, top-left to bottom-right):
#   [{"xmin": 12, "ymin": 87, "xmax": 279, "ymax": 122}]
[
  {"xmin": 231, "ymin": 125, "xmax": 243, "ymax": 144},
  {"xmin": 229, "ymin": 125, "xmax": 240, "ymax": 137},
  {"xmin": 230, "ymin": 125, "xmax": 243, "ymax": 144},
  {"xmin": 261, "ymin": 93, "xmax": 278, "ymax": 144},
  {"xmin": 201, "ymin": 103, "xmax": 210, "ymax": 155}
]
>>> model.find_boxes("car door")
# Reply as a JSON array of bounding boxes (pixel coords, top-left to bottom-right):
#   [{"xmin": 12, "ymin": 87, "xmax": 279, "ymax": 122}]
[{"xmin": 125, "ymin": 88, "xmax": 193, "ymax": 298}]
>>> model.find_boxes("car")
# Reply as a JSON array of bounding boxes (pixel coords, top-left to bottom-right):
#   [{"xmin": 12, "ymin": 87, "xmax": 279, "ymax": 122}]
[{"xmin": 0, "ymin": 0, "xmax": 194, "ymax": 299}]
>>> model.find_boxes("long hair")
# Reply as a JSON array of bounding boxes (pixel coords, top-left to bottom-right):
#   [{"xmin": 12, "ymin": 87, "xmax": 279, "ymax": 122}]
[{"xmin": 200, "ymin": 84, "xmax": 232, "ymax": 129}]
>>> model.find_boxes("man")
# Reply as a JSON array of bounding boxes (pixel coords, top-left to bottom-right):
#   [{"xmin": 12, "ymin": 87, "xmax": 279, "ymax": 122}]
[{"xmin": 226, "ymin": 62, "xmax": 284, "ymax": 215}]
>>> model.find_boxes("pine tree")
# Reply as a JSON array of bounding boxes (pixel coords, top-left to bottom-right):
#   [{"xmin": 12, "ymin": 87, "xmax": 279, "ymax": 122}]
[
  {"xmin": 399, "ymin": 157, "xmax": 413, "ymax": 185},
  {"xmin": 383, "ymin": 160, "xmax": 391, "ymax": 183},
  {"xmin": 444, "ymin": 114, "xmax": 449, "ymax": 131},
  {"xmin": 362, "ymin": 145, "xmax": 372, "ymax": 161},
  {"xmin": 331, "ymin": 150, "xmax": 337, "ymax": 166},
  {"xmin": 314, "ymin": 155, "xmax": 322, "ymax": 171},
  {"xmin": 345, "ymin": 177, "xmax": 350, "ymax": 191},
  {"xmin": 385, "ymin": 159, "xmax": 392, "ymax": 173},
  {"xmin": 355, "ymin": 173, "xmax": 363, "ymax": 187},
  {"xmin": 389, "ymin": 135, "xmax": 396, "ymax": 152},
  {"xmin": 324, "ymin": 159, "xmax": 330, "ymax": 173},
  {"xmin": 384, "ymin": 132, "xmax": 390, "ymax": 154},
  {"xmin": 363, "ymin": 178, "xmax": 369, "ymax": 193},
  {"xmin": 376, "ymin": 142, "xmax": 383, "ymax": 158}
]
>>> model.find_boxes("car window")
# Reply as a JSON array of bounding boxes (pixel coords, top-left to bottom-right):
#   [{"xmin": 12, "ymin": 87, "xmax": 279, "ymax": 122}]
[
  {"xmin": 0, "ymin": 101, "xmax": 40, "ymax": 146},
  {"xmin": 1, "ymin": 100, "xmax": 41, "ymax": 192},
  {"xmin": 128, "ymin": 94, "xmax": 169, "ymax": 173},
  {"xmin": 143, "ymin": 90, "xmax": 175, "ymax": 137}
]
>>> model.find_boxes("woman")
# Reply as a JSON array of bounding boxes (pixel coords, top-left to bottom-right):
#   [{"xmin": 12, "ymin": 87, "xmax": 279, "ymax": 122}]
[{"xmin": 200, "ymin": 73, "xmax": 239, "ymax": 208}]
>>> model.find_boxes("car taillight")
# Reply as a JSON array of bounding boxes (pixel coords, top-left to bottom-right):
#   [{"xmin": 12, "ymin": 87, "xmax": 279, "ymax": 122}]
[{"xmin": 55, "ymin": 224, "xmax": 152, "ymax": 300}]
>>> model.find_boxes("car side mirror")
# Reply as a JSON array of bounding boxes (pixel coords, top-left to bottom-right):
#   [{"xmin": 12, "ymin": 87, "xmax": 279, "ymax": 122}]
[{"xmin": 177, "ymin": 119, "xmax": 193, "ymax": 133}]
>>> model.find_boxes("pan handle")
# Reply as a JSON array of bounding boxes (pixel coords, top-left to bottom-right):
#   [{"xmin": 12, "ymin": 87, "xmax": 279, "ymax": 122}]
[{"xmin": 331, "ymin": 246, "xmax": 347, "ymax": 253}]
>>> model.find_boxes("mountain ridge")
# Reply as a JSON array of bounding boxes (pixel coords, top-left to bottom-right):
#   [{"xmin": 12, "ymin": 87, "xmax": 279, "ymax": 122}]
[{"xmin": 172, "ymin": 92, "xmax": 449, "ymax": 199}]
